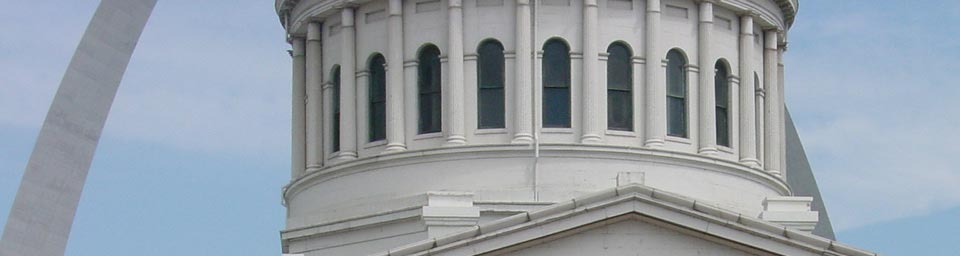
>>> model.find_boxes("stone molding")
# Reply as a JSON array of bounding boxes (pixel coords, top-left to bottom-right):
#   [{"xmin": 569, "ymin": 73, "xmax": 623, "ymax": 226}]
[{"xmin": 369, "ymin": 183, "xmax": 875, "ymax": 256}]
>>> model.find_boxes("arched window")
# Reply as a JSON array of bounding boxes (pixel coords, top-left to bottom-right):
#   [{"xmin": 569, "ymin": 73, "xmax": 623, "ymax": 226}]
[
  {"xmin": 477, "ymin": 40, "xmax": 506, "ymax": 129},
  {"xmin": 418, "ymin": 45, "xmax": 442, "ymax": 134},
  {"xmin": 331, "ymin": 65, "xmax": 341, "ymax": 152},
  {"xmin": 606, "ymin": 42, "xmax": 633, "ymax": 131},
  {"xmin": 542, "ymin": 39, "xmax": 571, "ymax": 128},
  {"xmin": 666, "ymin": 49, "xmax": 687, "ymax": 138},
  {"xmin": 368, "ymin": 54, "xmax": 387, "ymax": 142},
  {"xmin": 715, "ymin": 60, "xmax": 730, "ymax": 147}
]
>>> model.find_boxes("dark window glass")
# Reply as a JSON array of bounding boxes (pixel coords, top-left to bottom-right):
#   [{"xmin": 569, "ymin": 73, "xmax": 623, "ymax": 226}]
[
  {"xmin": 478, "ymin": 40, "xmax": 506, "ymax": 129},
  {"xmin": 332, "ymin": 66, "xmax": 341, "ymax": 152},
  {"xmin": 418, "ymin": 45, "xmax": 442, "ymax": 134},
  {"xmin": 368, "ymin": 54, "xmax": 387, "ymax": 142},
  {"xmin": 715, "ymin": 61, "xmax": 730, "ymax": 147},
  {"xmin": 606, "ymin": 43, "xmax": 633, "ymax": 131},
  {"xmin": 666, "ymin": 50, "xmax": 687, "ymax": 138},
  {"xmin": 542, "ymin": 39, "xmax": 571, "ymax": 128}
]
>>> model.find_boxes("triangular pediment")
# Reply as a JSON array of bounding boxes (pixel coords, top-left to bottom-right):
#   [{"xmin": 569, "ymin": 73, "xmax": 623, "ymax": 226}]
[
  {"xmin": 489, "ymin": 214, "xmax": 769, "ymax": 256},
  {"xmin": 373, "ymin": 184, "xmax": 876, "ymax": 256}
]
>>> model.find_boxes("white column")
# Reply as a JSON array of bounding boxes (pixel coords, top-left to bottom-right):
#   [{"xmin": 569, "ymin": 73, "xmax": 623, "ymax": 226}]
[
  {"xmin": 756, "ymin": 77, "xmax": 765, "ymax": 165},
  {"xmin": 778, "ymin": 44, "xmax": 787, "ymax": 177},
  {"xmin": 305, "ymin": 23, "xmax": 325, "ymax": 171},
  {"xmin": 644, "ymin": 0, "xmax": 665, "ymax": 147},
  {"xmin": 738, "ymin": 14, "xmax": 760, "ymax": 167},
  {"xmin": 337, "ymin": 8, "xmax": 359, "ymax": 160},
  {"xmin": 512, "ymin": 0, "xmax": 534, "ymax": 144},
  {"xmin": 446, "ymin": 0, "xmax": 467, "ymax": 146},
  {"xmin": 763, "ymin": 29, "xmax": 781, "ymax": 177},
  {"xmin": 580, "ymin": 0, "xmax": 602, "ymax": 143},
  {"xmin": 697, "ymin": 0, "xmax": 717, "ymax": 154},
  {"xmin": 291, "ymin": 37, "xmax": 307, "ymax": 179},
  {"xmin": 385, "ymin": 0, "xmax": 407, "ymax": 152}
]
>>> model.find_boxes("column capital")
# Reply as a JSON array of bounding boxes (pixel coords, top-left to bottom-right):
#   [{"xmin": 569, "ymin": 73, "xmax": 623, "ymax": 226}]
[
  {"xmin": 737, "ymin": 10, "xmax": 757, "ymax": 19},
  {"xmin": 646, "ymin": 0, "xmax": 661, "ymax": 13},
  {"xmin": 290, "ymin": 37, "xmax": 306, "ymax": 57},
  {"xmin": 739, "ymin": 14, "xmax": 754, "ymax": 35},
  {"xmin": 764, "ymin": 29, "xmax": 780, "ymax": 50},
  {"xmin": 340, "ymin": 6, "xmax": 356, "ymax": 27},
  {"xmin": 448, "ymin": 0, "xmax": 463, "ymax": 8},
  {"xmin": 516, "ymin": 0, "xmax": 530, "ymax": 6},
  {"xmin": 306, "ymin": 22, "xmax": 322, "ymax": 41},
  {"xmin": 389, "ymin": 0, "xmax": 403, "ymax": 15}
]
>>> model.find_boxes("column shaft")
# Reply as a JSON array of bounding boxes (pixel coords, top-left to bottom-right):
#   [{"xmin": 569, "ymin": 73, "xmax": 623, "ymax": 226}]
[
  {"xmin": 291, "ymin": 37, "xmax": 307, "ymax": 178},
  {"xmin": 512, "ymin": 0, "xmax": 534, "ymax": 144},
  {"xmin": 446, "ymin": 0, "xmax": 467, "ymax": 146},
  {"xmin": 338, "ymin": 8, "xmax": 359, "ymax": 160},
  {"xmin": 738, "ymin": 15, "xmax": 760, "ymax": 167},
  {"xmin": 763, "ymin": 30, "xmax": 781, "ymax": 177},
  {"xmin": 697, "ymin": 0, "xmax": 717, "ymax": 154},
  {"xmin": 644, "ymin": 0, "xmax": 665, "ymax": 147},
  {"xmin": 385, "ymin": 0, "xmax": 408, "ymax": 152},
  {"xmin": 778, "ymin": 46, "xmax": 787, "ymax": 176},
  {"xmin": 581, "ymin": 0, "xmax": 602, "ymax": 143},
  {"xmin": 305, "ymin": 23, "xmax": 325, "ymax": 171}
]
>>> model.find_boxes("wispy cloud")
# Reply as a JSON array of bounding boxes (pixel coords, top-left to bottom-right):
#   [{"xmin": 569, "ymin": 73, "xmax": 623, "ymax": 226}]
[{"xmin": 788, "ymin": 1, "xmax": 960, "ymax": 230}]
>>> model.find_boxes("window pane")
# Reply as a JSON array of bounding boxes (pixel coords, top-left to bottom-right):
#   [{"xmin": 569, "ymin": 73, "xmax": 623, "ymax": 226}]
[
  {"xmin": 667, "ymin": 96, "xmax": 687, "ymax": 137},
  {"xmin": 371, "ymin": 102, "xmax": 386, "ymax": 141},
  {"xmin": 369, "ymin": 55, "xmax": 387, "ymax": 142},
  {"xmin": 607, "ymin": 43, "xmax": 632, "ymax": 131},
  {"xmin": 418, "ymin": 45, "xmax": 442, "ymax": 134},
  {"xmin": 478, "ymin": 41, "xmax": 506, "ymax": 129},
  {"xmin": 717, "ymin": 107, "xmax": 729, "ymax": 147},
  {"xmin": 714, "ymin": 62, "xmax": 729, "ymax": 108},
  {"xmin": 332, "ymin": 66, "xmax": 341, "ymax": 152},
  {"xmin": 606, "ymin": 44, "xmax": 632, "ymax": 90},
  {"xmin": 607, "ymin": 90, "xmax": 633, "ymax": 131},
  {"xmin": 715, "ymin": 61, "xmax": 729, "ymax": 147},
  {"xmin": 542, "ymin": 39, "xmax": 571, "ymax": 128},
  {"xmin": 543, "ymin": 87, "xmax": 571, "ymax": 127},
  {"xmin": 666, "ymin": 50, "xmax": 687, "ymax": 137},
  {"xmin": 478, "ymin": 88, "xmax": 505, "ymax": 129},
  {"xmin": 543, "ymin": 40, "xmax": 570, "ymax": 88}
]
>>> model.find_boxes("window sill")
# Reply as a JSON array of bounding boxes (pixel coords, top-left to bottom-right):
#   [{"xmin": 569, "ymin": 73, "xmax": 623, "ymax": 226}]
[
  {"xmin": 717, "ymin": 145, "xmax": 734, "ymax": 154},
  {"xmin": 413, "ymin": 132, "xmax": 444, "ymax": 141},
  {"xmin": 666, "ymin": 136, "xmax": 692, "ymax": 145},
  {"xmin": 363, "ymin": 140, "xmax": 387, "ymax": 149},
  {"xmin": 541, "ymin": 128, "xmax": 574, "ymax": 134},
  {"xmin": 475, "ymin": 128, "xmax": 508, "ymax": 135},
  {"xmin": 605, "ymin": 130, "xmax": 637, "ymax": 137}
]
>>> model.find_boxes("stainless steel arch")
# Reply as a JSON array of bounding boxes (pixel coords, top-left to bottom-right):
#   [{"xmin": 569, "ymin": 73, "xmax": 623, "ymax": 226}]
[{"xmin": 0, "ymin": 0, "xmax": 156, "ymax": 255}]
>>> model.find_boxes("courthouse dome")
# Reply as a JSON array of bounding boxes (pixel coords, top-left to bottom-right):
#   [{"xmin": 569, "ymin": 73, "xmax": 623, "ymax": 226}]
[{"xmin": 276, "ymin": 0, "xmax": 812, "ymax": 254}]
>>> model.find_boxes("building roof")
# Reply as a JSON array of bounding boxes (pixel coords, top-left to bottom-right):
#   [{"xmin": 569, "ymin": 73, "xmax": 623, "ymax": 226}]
[{"xmin": 371, "ymin": 183, "xmax": 874, "ymax": 256}]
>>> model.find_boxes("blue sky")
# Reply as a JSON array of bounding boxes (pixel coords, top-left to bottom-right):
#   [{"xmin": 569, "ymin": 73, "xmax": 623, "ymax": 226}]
[{"xmin": 1, "ymin": 0, "xmax": 958, "ymax": 255}]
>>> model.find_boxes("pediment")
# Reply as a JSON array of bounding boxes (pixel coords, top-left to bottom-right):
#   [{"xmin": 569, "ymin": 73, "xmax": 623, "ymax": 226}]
[
  {"xmin": 489, "ymin": 214, "xmax": 770, "ymax": 256},
  {"xmin": 373, "ymin": 184, "xmax": 876, "ymax": 256}
]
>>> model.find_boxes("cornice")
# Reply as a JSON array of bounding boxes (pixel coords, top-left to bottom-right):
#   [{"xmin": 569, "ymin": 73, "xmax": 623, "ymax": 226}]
[
  {"xmin": 278, "ymin": 0, "xmax": 799, "ymax": 32},
  {"xmin": 282, "ymin": 144, "xmax": 792, "ymax": 202}
]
